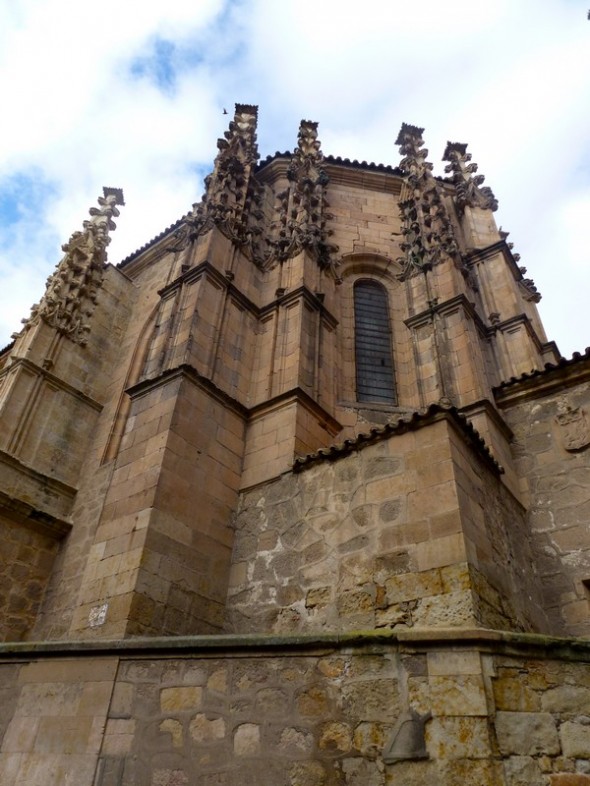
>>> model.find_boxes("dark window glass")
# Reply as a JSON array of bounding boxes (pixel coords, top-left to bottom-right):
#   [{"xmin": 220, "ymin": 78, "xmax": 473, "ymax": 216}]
[{"xmin": 354, "ymin": 280, "xmax": 396, "ymax": 404}]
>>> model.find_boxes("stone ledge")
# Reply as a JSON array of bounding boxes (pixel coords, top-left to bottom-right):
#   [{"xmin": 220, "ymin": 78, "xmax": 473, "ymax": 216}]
[{"xmin": 1, "ymin": 627, "xmax": 589, "ymax": 662}]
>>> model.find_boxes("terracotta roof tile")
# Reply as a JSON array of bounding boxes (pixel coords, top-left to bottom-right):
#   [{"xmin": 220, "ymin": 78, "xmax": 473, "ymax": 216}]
[
  {"xmin": 494, "ymin": 347, "xmax": 590, "ymax": 391},
  {"xmin": 293, "ymin": 402, "xmax": 503, "ymax": 474},
  {"xmin": 117, "ymin": 216, "xmax": 187, "ymax": 268}
]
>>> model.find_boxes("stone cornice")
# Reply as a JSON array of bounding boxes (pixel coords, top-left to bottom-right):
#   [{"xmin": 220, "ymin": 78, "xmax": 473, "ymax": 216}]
[
  {"xmin": 0, "ymin": 450, "xmax": 78, "ymax": 500},
  {"xmin": 157, "ymin": 259, "xmax": 338, "ymax": 328},
  {"xmin": 248, "ymin": 385, "xmax": 342, "ymax": 437},
  {"xmin": 126, "ymin": 364, "xmax": 249, "ymax": 419},
  {"xmin": 404, "ymin": 294, "xmax": 489, "ymax": 338},
  {"xmin": 465, "ymin": 239, "xmax": 531, "ymax": 290},
  {"xmin": 0, "ymin": 488, "xmax": 72, "ymax": 539},
  {"xmin": 489, "ymin": 312, "xmax": 547, "ymax": 354},
  {"xmin": 459, "ymin": 398, "xmax": 514, "ymax": 443},
  {"xmin": 0, "ymin": 357, "xmax": 103, "ymax": 412},
  {"xmin": 1, "ymin": 627, "xmax": 589, "ymax": 663},
  {"xmin": 0, "ymin": 450, "xmax": 77, "ymax": 528}
]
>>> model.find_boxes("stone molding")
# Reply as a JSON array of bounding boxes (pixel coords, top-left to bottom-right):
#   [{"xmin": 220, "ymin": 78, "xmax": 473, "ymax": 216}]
[
  {"xmin": 125, "ymin": 363, "xmax": 249, "ymax": 419},
  {"xmin": 1, "ymin": 626, "xmax": 589, "ymax": 661},
  {"xmin": 465, "ymin": 238, "xmax": 541, "ymax": 300},
  {"xmin": 404, "ymin": 293, "xmax": 489, "ymax": 337},
  {"xmin": 0, "ymin": 488, "xmax": 72, "ymax": 539},
  {"xmin": 248, "ymin": 385, "xmax": 342, "ymax": 436},
  {"xmin": 0, "ymin": 357, "xmax": 103, "ymax": 412},
  {"xmin": 156, "ymin": 258, "xmax": 338, "ymax": 328},
  {"xmin": 0, "ymin": 449, "xmax": 77, "ymax": 525}
]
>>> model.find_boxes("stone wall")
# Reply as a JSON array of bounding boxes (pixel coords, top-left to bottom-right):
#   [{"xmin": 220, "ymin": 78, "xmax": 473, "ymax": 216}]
[
  {"xmin": 492, "ymin": 651, "xmax": 590, "ymax": 785},
  {"xmin": 0, "ymin": 631, "xmax": 589, "ymax": 786},
  {"xmin": 498, "ymin": 377, "xmax": 590, "ymax": 637},
  {"xmin": 227, "ymin": 411, "xmax": 548, "ymax": 636},
  {"xmin": 0, "ymin": 514, "xmax": 61, "ymax": 640}
]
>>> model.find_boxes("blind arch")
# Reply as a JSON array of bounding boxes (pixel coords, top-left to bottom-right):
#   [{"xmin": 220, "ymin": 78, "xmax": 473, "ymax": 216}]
[{"xmin": 354, "ymin": 279, "xmax": 396, "ymax": 404}]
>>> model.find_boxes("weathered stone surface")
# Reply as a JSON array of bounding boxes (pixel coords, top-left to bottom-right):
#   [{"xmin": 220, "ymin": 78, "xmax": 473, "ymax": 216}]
[
  {"xmin": 296, "ymin": 686, "xmax": 330, "ymax": 718},
  {"xmin": 288, "ymin": 760, "xmax": 327, "ymax": 786},
  {"xmin": 549, "ymin": 775, "xmax": 590, "ymax": 786},
  {"xmin": 278, "ymin": 726, "xmax": 314, "ymax": 754},
  {"xmin": 503, "ymin": 755, "xmax": 545, "ymax": 786},
  {"xmin": 233, "ymin": 723, "xmax": 260, "ymax": 755},
  {"xmin": 341, "ymin": 756, "xmax": 384, "ymax": 785},
  {"xmin": 430, "ymin": 675, "xmax": 487, "ymax": 716},
  {"xmin": 493, "ymin": 674, "xmax": 541, "ymax": 712},
  {"xmin": 560, "ymin": 721, "xmax": 590, "ymax": 759},
  {"xmin": 189, "ymin": 713, "xmax": 225, "ymax": 742},
  {"xmin": 318, "ymin": 721, "xmax": 352, "ymax": 754},
  {"xmin": 543, "ymin": 685, "xmax": 590, "ymax": 715},
  {"xmin": 160, "ymin": 687, "xmax": 202, "ymax": 712},
  {"xmin": 427, "ymin": 716, "xmax": 491, "ymax": 760},
  {"xmin": 495, "ymin": 711, "xmax": 560, "ymax": 756},
  {"xmin": 160, "ymin": 718, "xmax": 183, "ymax": 749}
]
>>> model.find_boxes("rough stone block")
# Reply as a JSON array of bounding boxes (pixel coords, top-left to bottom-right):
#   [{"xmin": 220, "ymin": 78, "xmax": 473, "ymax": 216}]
[
  {"xmin": 560, "ymin": 721, "xmax": 590, "ymax": 759},
  {"xmin": 542, "ymin": 685, "xmax": 590, "ymax": 715},
  {"xmin": 160, "ymin": 686, "xmax": 203, "ymax": 712},
  {"xmin": 430, "ymin": 675, "xmax": 487, "ymax": 716},
  {"xmin": 503, "ymin": 755, "xmax": 545, "ymax": 786},
  {"xmin": 189, "ymin": 713, "xmax": 225, "ymax": 742},
  {"xmin": 549, "ymin": 776, "xmax": 590, "ymax": 786},
  {"xmin": 233, "ymin": 723, "xmax": 260, "ymax": 755},
  {"xmin": 427, "ymin": 716, "xmax": 491, "ymax": 760},
  {"xmin": 287, "ymin": 760, "xmax": 328, "ymax": 786},
  {"xmin": 495, "ymin": 711, "xmax": 560, "ymax": 756},
  {"xmin": 493, "ymin": 675, "xmax": 541, "ymax": 712}
]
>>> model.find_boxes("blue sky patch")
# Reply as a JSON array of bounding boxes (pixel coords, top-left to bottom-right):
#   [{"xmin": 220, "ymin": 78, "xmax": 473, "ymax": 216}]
[
  {"xmin": 130, "ymin": 38, "xmax": 178, "ymax": 93},
  {"xmin": 0, "ymin": 171, "xmax": 58, "ymax": 249}
]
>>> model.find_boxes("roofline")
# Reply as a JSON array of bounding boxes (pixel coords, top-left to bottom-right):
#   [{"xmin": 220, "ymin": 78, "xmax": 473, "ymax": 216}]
[
  {"xmin": 256, "ymin": 151, "xmax": 403, "ymax": 177},
  {"xmin": 293, "ymin": 402, "xmax": 503, "ymax": 475},
  {"xmin": 493, "ymin": 347, "xmax": 590, "ymax": 406}
]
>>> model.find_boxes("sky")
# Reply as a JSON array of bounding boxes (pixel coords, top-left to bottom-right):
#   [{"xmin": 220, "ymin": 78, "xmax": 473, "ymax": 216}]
[{"xmin": 0, "ymin": 0, "xmax": 589, "ymax": 357}]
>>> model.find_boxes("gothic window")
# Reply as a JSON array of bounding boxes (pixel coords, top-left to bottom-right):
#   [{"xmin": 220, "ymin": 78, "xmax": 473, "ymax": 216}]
[{"xmin": 354, "ymin": 280, "xmax": 396, "ymax": 404}]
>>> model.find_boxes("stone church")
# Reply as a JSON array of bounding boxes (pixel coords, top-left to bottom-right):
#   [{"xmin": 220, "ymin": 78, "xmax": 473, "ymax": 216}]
[{"xmin": 0, "ymin": 104, "xmax": 589, "ymax": 784}]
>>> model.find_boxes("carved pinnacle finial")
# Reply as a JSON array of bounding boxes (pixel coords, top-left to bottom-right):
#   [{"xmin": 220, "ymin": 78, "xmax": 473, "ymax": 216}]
[
  {"xmin": 396, "ymin": 123, "xmax": 433, "ymax": 184},
  {"xmin": 234, "ymin": 103, "xmax": 258, "ymax": 117},
  {"xmin": 395, "ymin": 125, "xmax": 464, "ymax": 282},
  {"xmin": 19, "ymin": 189, "xmax": 125, "ymax": 345},
  {"xmin": 443, "ymin": 142, "xmax": 498, "ymax": 212},
  {"xmin": 266, "ymin": 119, "xmax": 337, "ymax": 272},
  {"xmin": 103, "ymin": 186, "xmax": 125, "ymax": 206},
  {"xmin": 190, "ymin": 101, "xmax": 260, "ymax": 236}
]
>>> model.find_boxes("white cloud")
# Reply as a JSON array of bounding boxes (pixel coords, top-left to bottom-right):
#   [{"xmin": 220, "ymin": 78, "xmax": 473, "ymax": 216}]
[{"xmin": 0, "ymin": 0, "xmax": 589, "ymax": 358}]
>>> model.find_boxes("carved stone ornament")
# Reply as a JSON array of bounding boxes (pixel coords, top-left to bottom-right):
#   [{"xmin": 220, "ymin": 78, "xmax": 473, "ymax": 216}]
[
  {"xmin": 383, "ymin": 709, "xmax": 432, "ymax": 764},
  {"xmin": 267, "ymin": 119, "xmax": 338, "ymax": 272},
  {"xmin": 555, "ymin": 399, "xmax": 590, "ymax": 452},
  {"xmin": 189, "ymin": 104, "xmax": 267, "ymax": 263},
  {"xmin": 442, "ymin": 141, "xmax": 498, "ymax": 213},
  {"xmin": 395, "ymin": 124, "xmax": 463, "ymax": 282},
  {"xmin": 518, "ymin": 276, "xmax": 542, "ymax": 303},
  {"xmin": 19, "ymin": 187, "xmax": 125, "ymax": 345}
]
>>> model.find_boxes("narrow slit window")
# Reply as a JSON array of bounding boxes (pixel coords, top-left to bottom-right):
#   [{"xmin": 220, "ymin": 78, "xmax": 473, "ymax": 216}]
[{"xmin": 354, "ymin": 280, "xmax": 396, "ymax": 404}]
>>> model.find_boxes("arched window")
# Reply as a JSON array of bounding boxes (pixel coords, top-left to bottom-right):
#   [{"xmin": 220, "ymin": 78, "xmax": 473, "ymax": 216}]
[{"xmin": 354, "ymin": 280, "xmax": 396, "ymax": 404}]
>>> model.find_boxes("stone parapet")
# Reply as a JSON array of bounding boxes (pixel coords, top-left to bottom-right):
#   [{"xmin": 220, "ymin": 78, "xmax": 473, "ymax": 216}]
[{"xmin": 0, "ymin": 629, "xmax": 589, "ymax": 786}]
